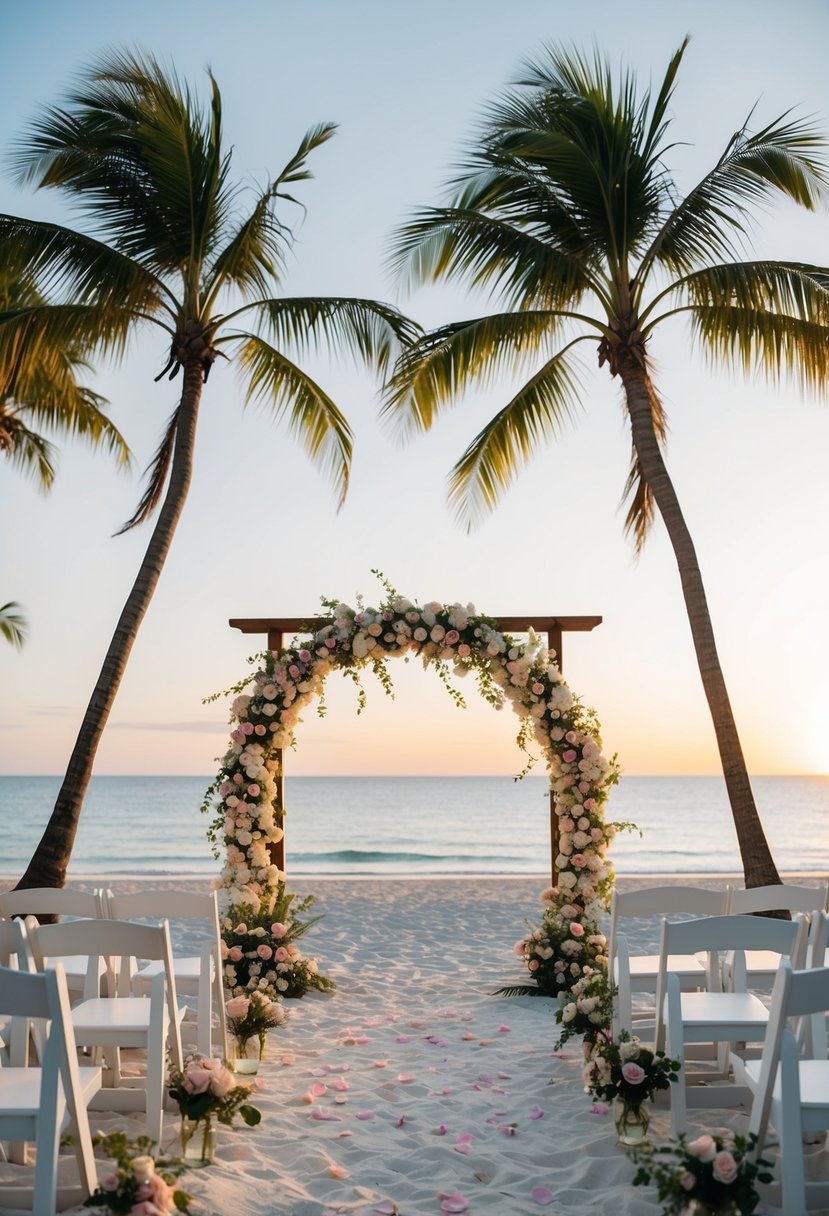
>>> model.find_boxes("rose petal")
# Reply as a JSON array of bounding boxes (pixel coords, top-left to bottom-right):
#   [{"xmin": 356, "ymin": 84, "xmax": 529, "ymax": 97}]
[
  {"xmin": 335, "ymin": 1131, "xmax": 352, "ymax": 1139},
  {"xmin": 281, "ymin": 1053, "xmax": 296, "ymax": 1065},
  {"xmin": 438, "ymin": 1192, "xmax": 469, "ymax": 1214},
  {"xmin": 396, "ymin": 1035, "xmax": 412, "ymax": 1043},
  {"xmin": 329, "ymin": 1164, "xmax": 349, "ymax": 1179},
  {"xmin": 373, "ymin": 1205, "xmax": 397, "ymax": 1215},
  {"xmin": 310, "ymin": 1082, "xmax": 327, "ymax": 1097},
  {"xmin": 454, "ymin": 1134, "xmax": 474, "ymax": 1155},
  {"xmin": 531, "ymin": 1187, "xmax": 555, "ymax": 1206},
  {"xmin": 460, "ymin": 1032, "xmax": 476, "ymax": 1041},
  {"xmin": 498, "ymin": 1023, "xmax": 511, "ymax": 1032},
  {"xmin": 334, "ymin": 1094, "xmax": 348, "ymax": 1104},
  {"xmin": 356, "ymin": 1110, "xmax": 375, "ymax": 1120},
  {"xmin": 395, "ymin": 1116, "xmax": 406, "ymax": 1127},
  {"xmin": 311, "ymin": 1109, "xmax": 344, "ymax": 1121},
  {"xmin": 373, "ymin": 1060, "xmax": 389, "ymax": 1069},
  {"xmin": 589, "ymin": 1103, "xmax": 609, "ymax": 1115},
  {"xmin": 528, "ymin": 1105, "xmax": 545, "ymax": 1119},
  {"xmin": 333, "ymin": 1078, "xmax": 350, "ymax": 1091},
  {"xmin": 397, "ymin": 1073, "xmax": 415, "ymax": 1083}
]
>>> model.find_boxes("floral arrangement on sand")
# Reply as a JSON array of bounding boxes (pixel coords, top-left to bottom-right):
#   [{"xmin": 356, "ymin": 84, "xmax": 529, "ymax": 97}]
[
  {"xmin": 225, "ymin": 989, "xmax": 287, "ymax": 1051},
  {"xmin": 220, "ymin": 886, "xmax": 334, "ymax": 1001},
  {"xmin": 553, "ymin": 969, "xmax": 614, "ymax": 1047},
  {"xmin": 582, "ymin": 1029, "xmax": 680, "ymax": 1105},
  {"xmin": 84, "ymin": 1133, "xmax": 192, "ymax": 1214},
  {"xmin": 167, "ymin": 1053, "xmax": 261, "ymax": 1129},
  {"xmin": 204, "ymin": 576, "xmax": 621, "ymax": 1003},
  {"xmin": 632, "ymin": 1131, "xmax": 773, "ymax": 1215}
]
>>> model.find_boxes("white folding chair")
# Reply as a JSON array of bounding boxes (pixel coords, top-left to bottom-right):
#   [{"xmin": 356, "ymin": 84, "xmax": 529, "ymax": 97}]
[
  {"xmin": 27, "ymin": 917, "xmax": 183, "ymax": 1145},
  {"xmin": 608, "ymin": 886, "xmax": 727, "ymax": 1039},
  {"xmin": 724, "ymin": 884, "xmax": 829, "ymax": 989},
  {"xmin": 655, "ymin": 913, "xmax": 808, "ymax": 1137},
  {"xmin": 0, "ymin": 959, "xmax": 101, "ymax": 1215},
  {"xmin": 0, "ymin": 916, "xmax": 40, "ymax": 1066},
  {"xmin": 733, "ymin": 955, "xmax": 829, "ymax": 1215},
  {"xmin": 103, "ymin": 888, "xmax": 229, "ymax": 1060},
  {"xmin": 0, "ymin": 888, "xmax": 108, "ymax": 1000}
]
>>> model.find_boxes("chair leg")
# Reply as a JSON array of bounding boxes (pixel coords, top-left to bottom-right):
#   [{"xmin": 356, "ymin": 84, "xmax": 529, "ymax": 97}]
[
  {"xmin": 666, "ymin": 978, "xmax": 687, "ymax": 1139},
  {"xmin": 197, "ymin": 978, "xmax": 212, "ymax": 1057},
  {"xmin": 778, "ymin": 1036, "xmax": 807, "ymax": 1216},
  {"xmin": 32, "ymin": 1095, "xmax": 62, "ymax": 1216}
]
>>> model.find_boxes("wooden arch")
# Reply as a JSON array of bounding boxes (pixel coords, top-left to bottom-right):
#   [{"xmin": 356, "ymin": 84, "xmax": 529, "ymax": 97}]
[{"xmin": 229, "ymin": 613, "xmax": 602, "ymax": 880}]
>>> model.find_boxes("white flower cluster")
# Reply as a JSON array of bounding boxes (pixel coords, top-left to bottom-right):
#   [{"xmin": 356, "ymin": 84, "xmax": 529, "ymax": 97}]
[{"xmin": 210, "ymin": 590, "xmax": 620, "ymax": 996}]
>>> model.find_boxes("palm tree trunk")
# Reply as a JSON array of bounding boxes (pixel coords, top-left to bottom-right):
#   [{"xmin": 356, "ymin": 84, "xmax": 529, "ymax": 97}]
[
  {"xmin": 15, "ymin": 358, "xmax": 205, "ymax": 891},
  {"xmin": 618, "ymin": 354, "xmax": 781, "ymax": 889}
]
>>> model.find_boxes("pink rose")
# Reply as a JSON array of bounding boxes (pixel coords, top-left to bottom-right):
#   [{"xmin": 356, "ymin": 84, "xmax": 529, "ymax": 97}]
[
  {"xmin": 226, "ymin": 996, "xmax": 251, "ymax": 1019},
  {"xmin": 248, "ymin": 783, "xmax": 260, "ymax": 796},
  {"xmin": 528, "ymin": 960, "xmax": 540, "ymax": 971},
  {"xmin": 457, "ymin": 644, "xmax": 470, "ymax": 657},
  {"xmin": 712, "ymin": 1150, "xmax": 738, "ymax": 1184},
  {"xmin": 572, "ymin": 854, "xmax": 587, "ymax": 868},
  {"xmin": 208, "ymin": 1065, "xmax": 235, "ymax": 1098},
  {"xmin": 583, "ymin": 798, "xmax": 596, "ymax": 811},
  {"xmin": 569, "ymin": 922, "xmax": 585, "ymax": 938},
  {"xmin": 531, "ymin": 682, "xmax": 545, "ymax": 695},
  {"xmin": 183, "ymin": 1065, "xmax": 212, "ymax": 1094},
  {"xmin": 560, "ymin": 818, "xmax": 575, "ymax": 833},
  {"xmin": 687, "ymin": 1135, "xmax": 717, "ymax": 1162},
  {"xmin": 445, "ymin": 630, "xmax": 460, "ymax": 645},
  {"xmin": 100, "ymin": 1173, "xmax": 120, "ymax": 1192},
  {"xmin": 229, "ymin": 946, "xmax": 243, "ymax": 962},
  {"xmin": 220, "ymin": 941, "xmax": 229, "ymax": 959},
  {"xmin": 621, "ymin": 1062, "xmax": 646, "ymax": 1086},
  {"xmin": 680, "ymin": 1172, "xmax": 696, "ymax": 1192},
  {"xmin": 271, "ymin": 922, "xmax": 287, "ymax": 937},
  {"xmin": 513, "ymin": 939, "xmax": 527, "ymax": 958},
  {"xmin": 562, "ymin": 749, "xmax": 577, "ymax": 762},
  {"xmin": 257, "ymin": 944, "xmax": 273, "ymax": 960},
  {"xmin": 275, "ymin": 946, "xmax": 288, "ymax": 962},
  {"xmin": 235, "ymin": 923, "xmax": 248, "ymax": 935},
  {"xmin": 565, "ymin": 731, "xmax": 577, "ymax": 743},
  {"xmin": 136, "ymin": 1176, "xmax": 171, "ymax": 1208}
]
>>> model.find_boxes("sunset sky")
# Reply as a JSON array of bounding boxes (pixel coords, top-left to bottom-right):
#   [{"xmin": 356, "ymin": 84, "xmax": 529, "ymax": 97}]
[{"xmin": 2, "ymin": 0, "xmax": 829, "ymax": 781}]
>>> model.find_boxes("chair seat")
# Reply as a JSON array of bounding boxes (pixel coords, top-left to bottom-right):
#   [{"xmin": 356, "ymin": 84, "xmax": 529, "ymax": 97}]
[
  {"xmin": 676, "ymin": 990, "xmax": 769, "ymax": 1033},
  {"xmin": 137, "ymin": 955, "xmax": 205, "ymax": 989},
  {"xmin": 43, "ymin": 954, "xmax": 99, "ymax": 987},
  {"xmin": 0, "ymin": 1065, "xmax": 101, "ymax": 1115},
  {"xmin": 744, "ymin": 1057, "xmax": 829, "ymax": 1110},
  {"xmin": 621, "ymin": 953, "xmax": 706, "ymax": 982}
]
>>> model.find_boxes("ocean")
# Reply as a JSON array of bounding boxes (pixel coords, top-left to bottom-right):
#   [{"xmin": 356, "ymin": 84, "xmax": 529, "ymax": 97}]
[{"xmin": 0, "ymin": 774, "xmax": 825, "ymax": 880}]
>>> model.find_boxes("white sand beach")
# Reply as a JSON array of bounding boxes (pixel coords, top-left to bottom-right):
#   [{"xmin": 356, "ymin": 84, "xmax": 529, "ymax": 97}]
[{"xmin": 2, "ymin": 871, "xmax": 829, "ymax": 1215}]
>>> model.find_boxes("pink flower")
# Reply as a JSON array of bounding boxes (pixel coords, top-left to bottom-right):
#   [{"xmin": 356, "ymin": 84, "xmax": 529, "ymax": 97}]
[
  {"xmin": 572, "ymin": 854, "xmax": 587, "ymax": 868},
  {"xmin": 182, "ymin": 1065, "xmax": 212, "ymax": 1094},
  {"xmin": 560, "ymin": 818, "xmax": 575, "ymax": 833},
  {"xmin": 100, "ymin": 1173, "xmax": 119, "ymax": 1192},
  {"xmin": 208, "ymin": 1064, "xmax": 235, "ymax": 1098},
  {"xmin": 569, "ymin": 922, "xmax": 585, "ymax": 937},
  {"xmin": 219, "ymin": 941, "xmax": 229, "ymax": 960},
  {"xmin": 528, "ymin": 959, "xmax": 540, "ymax": 971},
  {"xmin": 271, "ymin": 922, "xmax": 287, "ymax": 937},
  {"xmin": 712, "ymin": 1150, "xmax": 738, "ymax": 1184},
  {"xmin": 687, "ymin": 1135, "xmax": 717, "ymax": 1162},
  {"xmin": 680, "ymin": 1172, "xmax": 696, "ymax": 1192},
  {"xmin": 257, "ymin": 944, "xmax": 273, "ymax": 960},
  {"xmin": 226, "ymin": 996, "xmax": 250, "ymax": 1019},
  {"xmin": 565, "ymin": 731, "xmax": 577, "ymax": 743},
  {"xmin": 513, "ymin": 939, "xmax": 527, "ymax": 957},
  {"xmin": 248, "ymin": 783, "xmax": 260, "ymax": 796},
  {"xmin": 457, "ymin": 644, "xmax": 470, "ymax": 657},
  {"xmin": 445, "ymin": 629, "xmax": 460, "ymax": 645},
  {"xmin": 562, "ymin": 749, "xmax": 577, "ymax": 762},
  {"xmin": 235, "ymin": 923, "xmax": 248, "ymax": 935},
  {"xmin": 228, "ymin": 946, "xmax": 243, "ymax": 962},
  {"xmin": 275, "ymin": 946, "xmax": 289, "ymax": 962},
  {"xmin": 621, "ymin": 1062, "xmax": 646, "ymax": 1085}
]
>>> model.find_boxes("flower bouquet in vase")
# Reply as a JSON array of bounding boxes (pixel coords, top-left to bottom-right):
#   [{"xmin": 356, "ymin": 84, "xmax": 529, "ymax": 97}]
[
  {"xmin": 225, "ymin": 990, "xmax": 287, "ymax": 1074},
  {"xmin": 168, "ymin": 1053, "xmax": 261, "ymax": 1165},
  {"xmin": 632, "ymin": 1130, "xmax": 774, "ymax": 1214},
  {"xmin": 583, "ymin": 1029, "xmax": 680, "ymax": 1147},
  {"xmin": 84, "ymin": 1132, "xmax": 192, "ymax": 1213}
]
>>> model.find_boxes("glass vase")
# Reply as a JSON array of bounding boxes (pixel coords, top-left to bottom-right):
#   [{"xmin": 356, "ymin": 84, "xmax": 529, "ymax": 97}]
[
  {"xmin": 229, "ymin": 1033, "xmax": 263, "ymax": 1075},
  {"xmin": 180, "ymin": 1115, "xmax": 215, "ymax": 1165},
  {"xmin": 679, "ymin": 1202, "xmax": 739, "ymax": 1216},
  {"xmin": 613, "ymin": 1096, "xmax": 650, "ymax": 1147}
]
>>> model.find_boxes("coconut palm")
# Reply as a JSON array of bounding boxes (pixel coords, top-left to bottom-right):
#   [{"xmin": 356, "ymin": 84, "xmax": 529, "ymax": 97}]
[
  {"xmin": 1, "ymin": 273, "xmax": 130, "ymax": 489},
  {"xmin": 0, "ymin": 601, "xmax": 27, "ymax": 649},
  {"xmin": 2, "ymin": 50, "xmax": 418, "ymax": 889},
  {"xmin": 383, "ymin": 40, "xmax": 829, "ymax": 888}
]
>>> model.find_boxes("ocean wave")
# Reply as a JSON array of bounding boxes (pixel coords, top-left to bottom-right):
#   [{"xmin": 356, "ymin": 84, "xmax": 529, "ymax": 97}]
[{"xmin": 291, "ymin": 849, "xmax": 527, "ymax": 864}]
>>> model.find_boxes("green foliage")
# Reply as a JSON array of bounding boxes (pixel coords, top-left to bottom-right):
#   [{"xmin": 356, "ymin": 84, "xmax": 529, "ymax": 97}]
[
  {"xmin": 582, "ymin": 1029, "xmax": 680, "ymax": 1105},
  {"xmin": 84, "ymin": 1132, "xmax": 193, "ymax": 1214},
  {"xmin": 221, "ymin": 883, "xmax": 335, "ymax": 1000},
  {"xmin": 632, "ymin": 1131, "xmax": 774, "ymax": 1215}
]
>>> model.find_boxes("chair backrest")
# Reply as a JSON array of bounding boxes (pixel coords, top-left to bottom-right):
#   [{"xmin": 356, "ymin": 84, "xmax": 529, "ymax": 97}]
[
  {"xmin": 0, "ymin": 887, "xmax": 103, "ymax": 920},
  {"xmin": 725, "ymin": 883, "xmax": 829, "ymax": 916},
  {"xmin": 608, "ymin": 885, "xmax": 727, "ymax": 966},
  {"xmin": 0, "ymin": 916, "xmax": 35, "ymax": 971},
  {"xmin": 0, "ymin": 960, "xmax": 89, "ymax": 1093}
]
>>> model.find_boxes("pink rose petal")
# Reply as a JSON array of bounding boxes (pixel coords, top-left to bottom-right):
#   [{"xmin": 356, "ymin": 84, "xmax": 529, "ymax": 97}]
[
  {"xmin": 310, "ymin": 1067, "xmax": 328, "ymax": 1076},
  {"xmin": 329, "ymin": 1163, "xmax": 349, "ymax": 1179},
  {"xmin": 373, "ymin": 1060, "xmax": 389, "ymax": 1069},
  {"xmin": 356, "ymin": 1110, "xmax": 375, "ymax": 1120},
  {"xmin": 589, "ymin": 1103, "xmax": 609, "ymax": 1115},
  {"xmin": 497, "ymin": 1072, "xmax": 511, "ymax": 1080},
  {"xmin": 333, "ymin": 1078, "xmax": 350, "ymax": 1091},
  {"xmin": 454, "ymin": 1134, "xmax": 474, "ymax": 1154},
  {"xmin": 310, "ymin": 1082, "xmax": 327, "ymax": 1097},
  {"xmin": 281, "ymin": 1053, "xmax": 296, "ymax": 1065},
  {"xmin": 373, "ymin": 1205, "xmax": 397, "ymax": 1215},
  {"xmin": 498, "ymin": 1024, "xmax": 511, "ymax": 1033},
  {"xmin": 335, "ymin": 1131, "xmax": 352, "ymax": 1139},
  {"xmin": 397, "ymin": 1073, "xmax": 415, "ymax": 1083},
  {"xmin": 528, "ymin": 1106, "xmax": 545, "ymax": 1120},
  {"xmin": 334, "ymin": 1094, "xmax": 348, "ymax": 1104},
  {"xmin": 460, "ymin": 1032, "xmax": 476, "ymax": 1041},
  {"xmin": 311, "ymin": 1109, "xmax": 344, "ymax": 1121},
  {"xmin": 395, "ymin": 1116, "xmax": 406, "ymax": 1127},
  {"xmin": 531, "ymin": 1187, "xmax": 555, "ymax": 1206},
  {"xmin": 478, "ymin": 1074, "xmax": 494, "ymax": 1084},
  {"xmin": 396, "ymin": 1035, "xmax": 412, "ymax": 1043},
  {"xmin": 438, "ymin": 1192, "xmax": 469, "ymax": 1214}
]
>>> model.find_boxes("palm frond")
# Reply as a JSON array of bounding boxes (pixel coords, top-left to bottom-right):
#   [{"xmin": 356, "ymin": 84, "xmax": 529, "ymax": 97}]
[
  {"xmin": 0, "ymin": 215, "xmax": 176, "ymax": 322},
  {"xmin": 388, "ymin": 206, "xmax": 594, "ymax": 308},
  {"xmin": 492, "ymin": 982, "xmax": 548, "ymax": 998},
  {"xmin": 115, "ymin": 405, "xmax": 179, "ymax": 534},
  {"xmin": 239, "ymin": 296, "xmax": 420, "ymax": 373},
  {"xmin": 236, "ymin": 334, "xmax": 352, "ymax": 508},
  {"xmin": 0, "ymin": 411, "xmax": 56, "ymax": 489},
  {"xmin": 0, "ymin": 601, "xmax": 28, "ymax": 650},
  {"xmin": 11, "ymin": 48, "xmax": 233, "ymax": 275},
  {"xmin": 381, "ymin": 310, "xmax": 579, "ymax": 441},
  {"xmin": 273, "ymin": 121, "xmax": 337, "ymax": 187},
  {"xmin": 691, "ymin": 305, "xmax": 829, "ymax": 392},
  {"xmin": 642, "ymin": 114, "xmax": 829, "ymax": 277},
  {"xmin": 446, "ymin": 339, "xmax": 587, "ymax": 531}
]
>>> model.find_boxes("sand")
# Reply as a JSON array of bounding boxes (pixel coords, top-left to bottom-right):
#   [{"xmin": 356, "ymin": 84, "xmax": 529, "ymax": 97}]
[{"xmin": 2, "ymin": 871, "xmax": 828, "ymax": 1215}]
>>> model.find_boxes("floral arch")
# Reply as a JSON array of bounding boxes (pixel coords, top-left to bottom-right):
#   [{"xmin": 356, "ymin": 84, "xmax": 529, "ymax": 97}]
[{"xmin": 206, "ymin": 585, "xmax": 620, "ymax": 998}]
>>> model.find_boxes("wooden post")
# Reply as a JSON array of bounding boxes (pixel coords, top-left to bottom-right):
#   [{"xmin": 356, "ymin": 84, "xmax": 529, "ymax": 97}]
[
  {"xmin": 549, "ymin": 624, "xmax": 563, "ymax": 888},
  {"xmin": 266, "ymin": 627, "xmax": 286, "ymax": 873}
]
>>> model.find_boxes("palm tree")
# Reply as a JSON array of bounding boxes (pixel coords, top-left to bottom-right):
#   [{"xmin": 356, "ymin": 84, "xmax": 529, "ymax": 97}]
[
  {"xmin": 0, "ymin": 601, "xmax": 27, "ymax": 649},
  {"xmin": 1, "ymin": 273, "xmax": 130, "ymax": 489},
  {"xmin": 383, "ymin": 41, "xmax": 829, "ymax": 889},
  {"xmin": 2, "ymin": 50, "xmax": 418, "ymax": 890}
]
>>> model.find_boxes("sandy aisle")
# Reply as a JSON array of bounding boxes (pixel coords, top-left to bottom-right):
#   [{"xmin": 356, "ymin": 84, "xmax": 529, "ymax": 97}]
[{"xmin": 2, "ymin": 872, "xmax": 828, "ymax": 1215}]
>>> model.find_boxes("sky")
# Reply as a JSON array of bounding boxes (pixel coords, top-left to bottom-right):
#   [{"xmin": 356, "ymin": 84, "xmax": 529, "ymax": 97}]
[{"xmin": 1, "ymin": 0, "xmax": 829, "ymax": 781}]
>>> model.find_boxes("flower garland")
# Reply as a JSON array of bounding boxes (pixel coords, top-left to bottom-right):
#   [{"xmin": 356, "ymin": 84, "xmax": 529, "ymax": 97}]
[{"xmin": 205, "ymin": 582, "xmax": 621, "ymax": 1001}]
